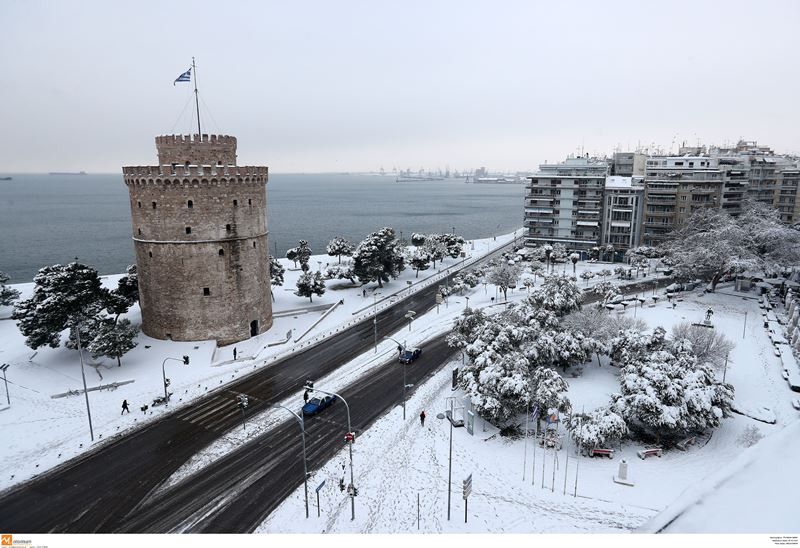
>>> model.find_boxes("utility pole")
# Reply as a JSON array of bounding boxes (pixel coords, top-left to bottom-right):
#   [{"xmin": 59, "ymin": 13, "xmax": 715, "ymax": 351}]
[
  {"xmin": 76, "ymin": 324, "xmax": 94, "ymax": 441},
  {"xmin": 1, "ymin": 364, "xmax": 10, "ymax": 405}
]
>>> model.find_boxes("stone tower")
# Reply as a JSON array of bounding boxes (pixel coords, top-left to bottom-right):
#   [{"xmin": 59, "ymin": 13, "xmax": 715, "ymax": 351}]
[{"xmin": 123, "ymin": 134, "xmax": 272, "ymax": 345}]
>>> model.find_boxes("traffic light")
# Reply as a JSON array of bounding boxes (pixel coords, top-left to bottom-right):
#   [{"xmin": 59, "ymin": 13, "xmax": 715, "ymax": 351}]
[
  {"xmin": 165, "ymin": 378, "xmax": 171, "ymax": 387},
  {"xmin": 182, "ymin": 355, "xmax": 190, "ymax": 365},
  {"xmin": 344, "ymin": 432, "xmax": 355, "ymax": 443},
  {"xmin": 237, "ymin": 395, "xmax": 249, "ymax": 409}
]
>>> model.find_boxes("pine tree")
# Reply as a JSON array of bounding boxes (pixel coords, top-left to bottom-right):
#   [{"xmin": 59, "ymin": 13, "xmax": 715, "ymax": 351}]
[
  {"xmin": 116, "ymin": 265, "xmax": 139, "ymax": 306},
  {"xmin": 326, "ymin": 237, "xmax": 354, "ymax": 264},
  {"xmin": 88, "ymin": 318, "xmax": 139, "ymax": 367},
  {"xmin": 296, "ymin": 240, "xmax": 312, "ymax": 272},
  {"xmin": 528, "ymin": 275, "xmax": 583, "ymax": 316},
  {"xmin": 295, "ymin": 271, "xmax": 326, "ymax": 302},
  {"xmin": 12, "ymin": 262, "xmax": 106, "ymax": 349},
  {"xmin": 408, "ymin": 248, "xmax": 431, "ymax": 278},
  {"xmin": 352, "ymin": 227, "xmax": 405, "ymax": 288},
  {"xmin": 0, "ymin": 271, "xmax": 21, "ymax": 306},
  {"xmin": 566, "ymin": 406, "xmax": 627, "ymax": 451},
  {"xmin": 422, "ymin": 238, "xmax": 447, "ymax": 268},
  {"xmin": 269, "ymin": 255, "xmax": 285, "ymax": 286}
]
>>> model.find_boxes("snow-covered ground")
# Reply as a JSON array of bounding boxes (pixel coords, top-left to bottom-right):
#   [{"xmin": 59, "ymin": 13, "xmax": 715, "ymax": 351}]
[
  {"xmin": 0, "ymin": 230, "xmax": 524, "ymax": 491},
  {"xmin": 257, "ymin": 285, "xmax": 800, "ymax": 533}
]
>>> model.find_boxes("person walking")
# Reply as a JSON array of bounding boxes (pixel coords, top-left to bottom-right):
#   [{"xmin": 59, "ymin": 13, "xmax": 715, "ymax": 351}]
[
  {"xmin": 121, "ymin": 399, "xmax": 130, "ymax": 415},
  {"xmin": 419, "ymin": 410, "xmax": 426, "ymax": 427},
  {"xmin": 233, "ymin": 347, "xmax": 237, "ymax": 360},
  {"xmin": 303, "ymin": 390, "xmax": 309, "ymax": 403}
]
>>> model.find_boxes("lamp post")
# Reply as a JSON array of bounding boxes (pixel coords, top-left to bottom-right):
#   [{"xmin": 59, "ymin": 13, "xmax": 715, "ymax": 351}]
[
  {"xmin": 405, "ymin": 310, "xmax": 416, "ymax": 332},
  {"xmin": 373, "ymin": 293, "xmax": 381, "ymax": 353},
  {"xmin": 465, "ymin": 296, "xmax": 470, "ymax": 309},
  {"xmin": 306, "ymin": 383, "xmax": 356, "ymax": 520},
  {"xmin": 162, "ymin": 356, "xmax": 189, "ymax": 403},
  {"xmin": 269, "ymin": 403, "xmax": 309, "ymax": 519},
  {"xmin": 74, "ymin": 323, "xmax": 94, "ymax": 441},
  {"xmin": 1, "ymin": 364, "xmax": 10, "ymax": 405},
  {"xmin": 436, "ymin": 409, "xmax": 454, "ymax": 520},
  {"xmin": 384, "ymin": 336, "xmax": 413, "ymax": 420}
]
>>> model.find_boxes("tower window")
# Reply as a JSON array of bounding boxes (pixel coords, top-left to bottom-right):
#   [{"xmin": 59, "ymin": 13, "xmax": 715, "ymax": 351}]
[
  {"xmin": 226, "ymin": 224, "xmax": 231, "ymax": 232},
  {"xmin": 248, "ymin": 198, "xmax": 252, "ymax": 206},
  {"xmin": 188, "ymin": 200, "xmax": 193, "ymax": 209},
  {"xmin": 186, "ymin": 227, "xmax": 192, "ymax": 234},
  {"xmin": 203, "ymin": 287, "xmax": 210, "ymax": 296},
  {"xmin": 219, "ymin": 249, "xmax": 224, "ymax": 256},
  {"xmin": 152, "ymin": 201, "xmax": 157, "ymax": 209},
  {"xmin": 252, "ymin": 241, "xmax": 256, "ymax": 248},
  {"xmin": 137, "ymin": 201, "xmax": 142, "ymax": 208},
  {"xmin": 148, "ymin": 251, "xmax": 153, "ymax": 258},
  {"xmin": 233, "ymin": 199, "xmax": 238, "ymax": 207},
  {"xmin": 138, "ymin": 228, "xmax": 142, "ymax": 236}
]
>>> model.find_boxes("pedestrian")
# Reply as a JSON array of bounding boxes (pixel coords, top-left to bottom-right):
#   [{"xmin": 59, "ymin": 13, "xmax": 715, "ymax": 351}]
[
  {"xmin": 303, "ymin": 390, "xmax": 309, "ymax": 403},
  {"xmin": 362, "ymin": 288, "xmax": 366, "ymax": 298},
  {"xmin": 121, "ymin": 399, "xmax": 130, "ymax": 415},
  {"xmin": 233, "ymin": 347, "xmax": 237, "ymax": 360},
  {"xmin": 419, "ymin": 410, "xmax": 426, "ymax": 427}
]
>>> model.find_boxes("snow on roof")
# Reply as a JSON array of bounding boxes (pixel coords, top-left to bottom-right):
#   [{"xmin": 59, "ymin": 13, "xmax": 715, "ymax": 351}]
[
  {"xmin": 605, "ymin": 176, "xmax": 633, "ymax": 188},
  {"xmin": 639, "ymin": 420, "xmax": 800, "ymax": 533}
]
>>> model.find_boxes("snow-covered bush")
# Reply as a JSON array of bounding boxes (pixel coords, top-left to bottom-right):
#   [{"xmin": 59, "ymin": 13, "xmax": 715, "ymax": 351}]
[
  {"xmin": 295, "ymin": 271, "xmax": 326, "ymax": 302},
  {"xmin": 325, "ymin": 264, "xmax": 357, "ymax": 285},
  {"xmin": 326, "ymin": 237, "xmax": 354, "ymax": 264},
  {"xmin": 0, "ymin": 271, "xmax": 20, "ymax": 306},
  {"xmin": 737, "ymin": 425, "xmax": 764, "ymax": 448},
  {"xmin": 566, "ymin": 407, "xmax": 627, "ymax": 450},
  {"xmin": 580, "ymin": 271, "xmax": 595, "ymax": 286}
]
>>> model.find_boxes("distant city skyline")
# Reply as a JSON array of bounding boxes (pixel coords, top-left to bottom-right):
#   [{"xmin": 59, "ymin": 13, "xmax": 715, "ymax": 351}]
[{"xmin": 1, "ymin": 0, "xmax": 798, "ymax": 173}]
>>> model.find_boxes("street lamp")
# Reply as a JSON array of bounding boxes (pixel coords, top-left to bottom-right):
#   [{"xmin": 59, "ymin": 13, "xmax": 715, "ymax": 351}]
[
  {"xmin": 306, "ymin": 382, "xmax": 357, "ymax": 521},
  {"xmin": 465, "ymin": 296, "xmax": 470, "ymax": 309},
  {"xmin": 1, "ymin": 364, "xmax": 10, "ymax": 405},
  {"xmin": 269, "ymin": 403, "xmax": 309, "ymax": 519},
  {"xmin": 74, "ymin": 322, "xmax": 94, "ymax": 441},
  {"xmin": 373, "ymin": 293, "xmax": 381, "ymax": 353},
  {"xmin": 162, "ymin": 356, "xmax": 190, "ymax": 403},
  {"xmin": 405, "ymin": 310, "xmax": 416, "ymax": 332},
  {"xmin": 436, "ymin": 408, "xmax": 454, "ymax": 521},
  {"xmin": 384, "ymin": 336, "xmax": 414, "ymax": 420}
]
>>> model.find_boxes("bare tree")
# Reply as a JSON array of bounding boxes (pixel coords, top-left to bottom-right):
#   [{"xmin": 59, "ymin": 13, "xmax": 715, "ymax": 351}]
[{"xmin": 671, "ymin": 321, "xmax": 735, "ymax": 369}]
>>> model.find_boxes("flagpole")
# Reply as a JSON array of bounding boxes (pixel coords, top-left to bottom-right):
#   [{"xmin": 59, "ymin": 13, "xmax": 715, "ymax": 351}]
[{"xmin": 192, "ymin": 57, "xmax": 201, "ymax": 137}]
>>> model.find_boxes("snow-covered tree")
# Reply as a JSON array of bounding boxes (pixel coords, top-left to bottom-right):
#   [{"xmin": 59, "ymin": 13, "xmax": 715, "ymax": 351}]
[
  {"xmin": 604, "ymin": 244, "xmax": 615, "ymax": 262},
  {"xmin": 609, "ymin": 326, "xmax": 667, "ymax": 366},
  {"xmin": 410, "ymin": 233, "xmax": 427, "ymax": 246},
  {"xmin": 294, "ymin": 271, "xmax": 326, "ymax": 302},
  {"xmin": 459, "ymin": 350, "xmax": 531, "ymax": 426},
  {"xmin": 462, "ymin": 271, "xmax": 479, "ymax": 288},
  {"xmin": 663, "ymin": 200, "xmax": 800, "ymax": 291},
  {"xmin": 286, "ymin": 247, "xmax": 299, "ymax": 268},
  {"xmin": 570, "ymin": 253, "xmax": 580, "ymax": 275},
  {"xmin": 446, "ymin": 306, "xmax": 488, "ymax": 350},
  {"xmin": 611, "ymin": 339, "xmax": 734, "ymax": 442},
  {"xmin": 325, "ymin": 264, "xmax": 358, "ymax": 285},
  {"xmin": 116, "ymin": 265, "xmax": 139, "ymax": 307},
  {"xmin": 13, "ymin": 262, "xmax": 106, "ymax": 349},
  {"xmin": 528, "ymin": 275, "xmax": 583, "ymax": 316},
  {"xmin": 422, "ymin": 238, "xmax": 447, "ymax": 268},
  {"xmin": 326, "ymin": 237, "xmax": 354, "ymax": 264},
  {"xmin": 269, "ymin": 255, "xmax": 285, "ymax": 286},
  {"xmin": 433, "ymin": 233, "xmax": 466, "ymax": 259},
  {"xmin": 88, "ymin": 318, "xmax": 138, "ymax": 367},
  {"xmin": 296, "ymin": 240, "xmax": 312, "ymax": 271},
  {"xmin": 408, "ymin": 248, "xmax": 431, "ymax": 278},
  {"xmin": 487, "ymin": 262, "xmax": 521, "ymax": 301},
  {"xmin": 671, "ymin": 321, "xmax": 735, "ymax": 370},
  {"xmin": 529, "ymin": 366, "xmax": 572, "ymax": 419},
  {"xmin": 566, "ymin": 407, "xmax": 627, "ymax": 450},
  {"xmin": 589, "ymin": 247, "xmax": 600, "ymax": 261},
  {"xmin": 0, "ymin": 271, "xmax": 20, "ymax": 306},
  {"xmin": 352, "ymin": 227, "xmax": 405, "ymax": 287}
]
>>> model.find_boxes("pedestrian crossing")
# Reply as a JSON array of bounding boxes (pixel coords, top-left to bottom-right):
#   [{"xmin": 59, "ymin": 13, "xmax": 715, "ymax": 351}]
[{"xmin": 176, "ymin": 394, "xmax": 242, "ymax": 432}]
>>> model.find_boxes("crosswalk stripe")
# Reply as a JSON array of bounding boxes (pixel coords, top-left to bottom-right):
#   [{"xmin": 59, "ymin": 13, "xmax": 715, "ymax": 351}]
[{"xmin": 178, "ymin": 397, "xmax": 230, "ymax": 422}]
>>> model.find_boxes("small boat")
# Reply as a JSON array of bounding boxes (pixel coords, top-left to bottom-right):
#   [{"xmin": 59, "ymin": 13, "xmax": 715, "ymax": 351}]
[{"xmin": 0, "ymin": 176, "xmax": 11, "ymax": 181}]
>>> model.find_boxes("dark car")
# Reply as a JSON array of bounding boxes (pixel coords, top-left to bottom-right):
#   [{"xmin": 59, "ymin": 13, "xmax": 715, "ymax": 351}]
[
  {"xmin": 302, "ymin": 395, "xmax": 336, "ymax": 416},
  {"xmin": 399, "ymin": 347, "xmax": 422, "ymax": 364}
]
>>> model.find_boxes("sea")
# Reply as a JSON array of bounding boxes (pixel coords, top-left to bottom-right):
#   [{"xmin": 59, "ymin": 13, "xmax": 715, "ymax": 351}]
[{"xmin": 0, "ymin": 173, "xmax": 524, "ymax": 283}]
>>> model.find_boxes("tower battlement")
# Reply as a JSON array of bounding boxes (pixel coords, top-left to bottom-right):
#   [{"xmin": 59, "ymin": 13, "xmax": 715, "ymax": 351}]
[
  {"xmin": 122, "ymin": 165, "xmax": 268, "ymax": 183},
  {"xmin": 156, "ymin": 133, "xmax": 237, "ymax": 166}
]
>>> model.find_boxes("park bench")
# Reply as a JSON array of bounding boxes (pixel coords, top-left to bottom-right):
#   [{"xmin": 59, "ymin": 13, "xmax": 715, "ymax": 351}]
[
  {"xmin": 589, "ymin": 447, "xmax": 615, "ymax": 459},
  {"xmin": 676, "ymin": 437, "xmax": 696, "ymax": 451},
  {"xmin": 637, "ymin": 447, "xmax": 663, "ymax": 459}
]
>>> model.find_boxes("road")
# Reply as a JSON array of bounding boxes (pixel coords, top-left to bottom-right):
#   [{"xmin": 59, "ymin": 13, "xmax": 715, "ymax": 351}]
[{"xmin": 0, "ymin": 242, "xmax": 516, "ymax": 533}]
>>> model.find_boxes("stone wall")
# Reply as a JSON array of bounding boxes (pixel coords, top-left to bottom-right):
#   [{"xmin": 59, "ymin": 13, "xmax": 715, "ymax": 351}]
[{"xmin": 156, "ymin": 134, "xmax": 237, "ymax": 166}]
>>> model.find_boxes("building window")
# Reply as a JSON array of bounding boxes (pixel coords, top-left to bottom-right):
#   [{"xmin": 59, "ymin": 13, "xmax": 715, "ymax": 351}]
[
  {"xmin": 186, "ymin": 227, "xmax": 192, "ymax": 234},
  {"xmin": 219, "ymin": 249, "xmax": 224, "ymax": 256},
  {"xmin": 203, "ymin": 287, "xmax": 210, "ymax": 296},
  {"xmin": 152, "ymin": 201, "xmax": 157, "ymax": 209},
  {"xmin": 226, "ymin": 224, "xmax": 231, "ymax": 232},
  {"xmin": 138, "ymin": 228, "xmax": 142, "ymax": 235},
  {"xmin": 233, "ymin": 199, "xmax": 238, "ymax": 207},
  {"xmin": 188, "ymin": 200, "xmax": 193, "ymax": 209}
]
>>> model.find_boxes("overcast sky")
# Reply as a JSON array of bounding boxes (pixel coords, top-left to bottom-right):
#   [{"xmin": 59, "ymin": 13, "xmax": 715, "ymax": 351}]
[{"xmin": 1, "ymin": 0, "xmax": 798, "ymax": 173}]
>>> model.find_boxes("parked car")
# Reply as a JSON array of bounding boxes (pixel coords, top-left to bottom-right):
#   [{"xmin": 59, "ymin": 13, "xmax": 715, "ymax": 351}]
[
  {"xmin": 302, "ymin": 395, "xmax": 337, "ymax": 416},
  {"xmin": 792, "ymin": 399, "xmax": 800, "ymax": 411},
  {"xmin": 399, "ymin": 347, "xmax": 422, "ymax": 364},
  {"xmin": 782, "ymin": 369, "xmax": 790, "ymax": 381}
]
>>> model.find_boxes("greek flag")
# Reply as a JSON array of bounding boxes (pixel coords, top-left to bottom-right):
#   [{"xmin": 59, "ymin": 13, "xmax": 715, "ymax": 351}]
[{"xmin": 174, "ymin": 68, "xmax": 191, "ymax": 85}]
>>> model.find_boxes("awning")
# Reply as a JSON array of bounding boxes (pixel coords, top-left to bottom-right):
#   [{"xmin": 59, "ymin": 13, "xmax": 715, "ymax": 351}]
[{"xmin": 576, "ymin": 221, "xmax": 599, "ymax": 227}]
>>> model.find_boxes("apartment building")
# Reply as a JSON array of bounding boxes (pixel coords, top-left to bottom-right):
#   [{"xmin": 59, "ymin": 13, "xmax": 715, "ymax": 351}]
[
  {"xmin": 611, "ymin": 152, "xmax": 646, "ymax": 177},
  {"xmin": 524, "ymin": 157, "xmax": 608, "ymax": 250},
  {"xmin": 641, "ymin": 155, "xmax": 724, "ymax": 246},
  {"xmin": 601, "ymin": 176, "xmax": 644, "ymax": 251}
]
